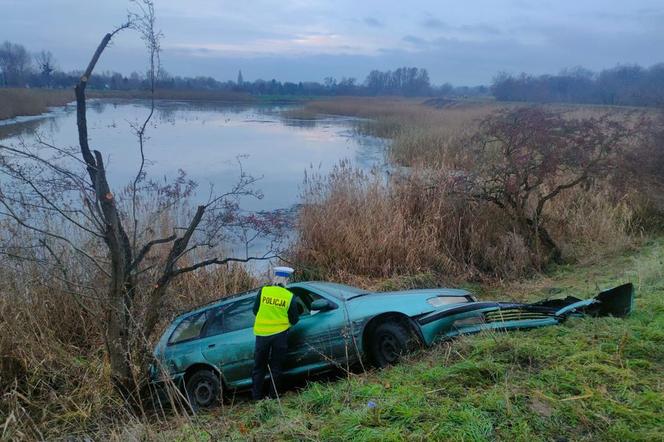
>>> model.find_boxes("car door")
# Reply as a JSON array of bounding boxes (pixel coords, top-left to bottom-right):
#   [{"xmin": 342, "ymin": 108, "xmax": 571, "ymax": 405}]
[
  {"xmin": 198, "ymin": 296, "xmax": 256, "ymax": 388},
  {"xmin": 286, "ymin": 287, "xmax": 352, "ymax": 372}
]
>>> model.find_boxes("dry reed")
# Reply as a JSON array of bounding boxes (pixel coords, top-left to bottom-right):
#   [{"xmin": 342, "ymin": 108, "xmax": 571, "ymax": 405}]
[
  {"xmin": 0, "ymin": 88, "xmax": 74, "ymax": 120},
  {"xmin": 0, "ymin": 88, "xmax": 255, "ymax": 122},
  {"xmin": 0, "ymin": 203, "xmax": 257, "ymax": 440},
  {"xmin": 290, "ymin": 99, "xmax": 661, "ymax": 288}
]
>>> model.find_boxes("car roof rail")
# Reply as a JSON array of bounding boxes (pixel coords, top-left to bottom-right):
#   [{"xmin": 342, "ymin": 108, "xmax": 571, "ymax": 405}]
[{"xmin": 178, "ymin": 287, "xmax": 260, "ymax": 317}]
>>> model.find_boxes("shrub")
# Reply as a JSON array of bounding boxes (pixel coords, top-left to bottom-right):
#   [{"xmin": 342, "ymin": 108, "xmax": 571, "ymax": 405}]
[
  {"xmin": 293, "ymin": 162, "xmax": 539, "ymax": 283},
  {"xmin": 292, "ymin": 105, "xmax": 658, "ymax": 285}
]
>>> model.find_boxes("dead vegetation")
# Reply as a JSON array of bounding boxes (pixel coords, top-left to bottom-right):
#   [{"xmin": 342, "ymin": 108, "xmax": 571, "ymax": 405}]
[
  {"xmin": 0, "ymin": 87, "xmax": 256, "ymax": 122},
  {"xmin": 291, "ymin": 100, "xmax": 664, "ymax": 286},
  {"xmin": 1, "ymin": 91, "xmax": 663, "ymax": 439},
  {"xmin": 0, "ymin": 258, "xmax": 255, "ymax": 440},
  {"xmin": 292, "ymin": 163, "xmax": 641, "ymax": 286},
  {"xmin": 0, "ymin": 3, "xmax": 280, "ymax": 438},
  {"xmin": 88, "ymin": 88, "xmax": 255, "ymax": 103},
  {"xmin": 0, "ymin": 88, "xmax": 74, "ymax": 120}
]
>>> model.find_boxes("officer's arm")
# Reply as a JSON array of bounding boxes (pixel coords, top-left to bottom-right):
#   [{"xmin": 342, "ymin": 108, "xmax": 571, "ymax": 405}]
[
  {"xmin": 288, "ymin": 298, "xmax": 300, "ymax": 325},
  {"xmin": 253, "ymin": 288, "xmax": 262, "ymax": 315}
]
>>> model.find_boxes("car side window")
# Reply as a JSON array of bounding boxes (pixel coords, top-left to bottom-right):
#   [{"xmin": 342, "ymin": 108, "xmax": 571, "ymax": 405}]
[
  {"xmin": 204, "ymin": 307, "xmax": 226, "ymax": 337},
  {"xmin": 168, "ymin": 311, "xmax": 208, "ymax": 345},
  {"xmin": 222, "ymin": 297, "xmax": 255, "ymax": 332},
  {"xmin": 289, "ymin": 287, "xmax": 326, "ymax": 316},
  {"xmin": 204, "ymin": 296, "xmax": 256, "ymax": 337}
]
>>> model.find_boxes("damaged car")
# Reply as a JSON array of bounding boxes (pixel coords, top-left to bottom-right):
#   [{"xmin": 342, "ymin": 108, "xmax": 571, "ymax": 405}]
[{"xmin": 151, "ymin": 281, "xmax": 633, "ymax": 408}]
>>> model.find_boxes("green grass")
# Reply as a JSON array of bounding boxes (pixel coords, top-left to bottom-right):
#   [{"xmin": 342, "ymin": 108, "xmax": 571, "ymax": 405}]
[{"xmin": 154, "ymin": 240, "xmax": 664, "ymax": 441}]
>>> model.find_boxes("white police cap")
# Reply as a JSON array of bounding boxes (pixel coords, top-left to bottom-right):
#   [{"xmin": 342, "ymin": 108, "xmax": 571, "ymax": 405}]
[{"xmin": 274, "ymin": 266, "xmax": 295, "ymax": 278}]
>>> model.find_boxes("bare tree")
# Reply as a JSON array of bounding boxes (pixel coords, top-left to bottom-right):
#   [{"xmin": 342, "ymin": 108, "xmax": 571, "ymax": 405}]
[
  {"xmin": 0, "ymin": 1, "xmax": 279, "ymax": 401},
  {"xmin": 0, "ymin": 41, "xmax": 32, "ymax": 86},
  {"xmin": 34, "ymin": 50, "xmax": 56, "ymax": 87},
  {"xmin": 461, "ymin": 107, "xmax": 641, "ymax": 263}
]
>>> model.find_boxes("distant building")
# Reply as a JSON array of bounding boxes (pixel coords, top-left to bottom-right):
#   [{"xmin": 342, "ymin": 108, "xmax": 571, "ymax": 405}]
[{"xmin": 237, "ymin": 70, "xmax": 243, "ymax": 86}]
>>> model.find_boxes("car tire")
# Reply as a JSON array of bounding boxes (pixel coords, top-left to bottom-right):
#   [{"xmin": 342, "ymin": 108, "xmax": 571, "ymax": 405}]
[
  {"xmin": 369, "ymin": 322, "xmax": 417, "ymax": 368},
  {"xmin": 185, "ymin": 369, "xmax": 221, "ymax": 410}
]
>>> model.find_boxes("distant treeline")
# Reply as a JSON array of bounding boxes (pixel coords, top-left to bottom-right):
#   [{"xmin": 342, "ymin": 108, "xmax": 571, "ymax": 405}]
[
  {"xmin": 0, "ymin": 40, "xmax": 485, "ymax": 97},
  {"xmin": 3, "ymin": 40, "xmax": 662, "ymax": 106},
  {"xmin": 492, "ymin": 65, "xmax": 664, "ymax": 107}
]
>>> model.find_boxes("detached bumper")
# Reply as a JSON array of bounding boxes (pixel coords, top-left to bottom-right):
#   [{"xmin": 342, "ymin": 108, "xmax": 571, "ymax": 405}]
[{"xmin": 417, "ymin": 283, "xmax": 634, "ymax": 343}]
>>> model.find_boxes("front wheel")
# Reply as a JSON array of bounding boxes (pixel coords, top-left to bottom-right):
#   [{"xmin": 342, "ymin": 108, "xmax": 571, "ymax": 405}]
[
  {"xmin": 368, "ymin": 322, "xmax": 417, "ymax": 368},
  {"xmin": 185, "ymin": 369, "xmax": 221, "ymax": 410}
]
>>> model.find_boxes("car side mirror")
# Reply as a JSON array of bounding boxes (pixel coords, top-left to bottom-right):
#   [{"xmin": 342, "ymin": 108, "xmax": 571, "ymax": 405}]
[{"xmin": 310, "ymin": 299, "xmax": 335, "ymax": 311}]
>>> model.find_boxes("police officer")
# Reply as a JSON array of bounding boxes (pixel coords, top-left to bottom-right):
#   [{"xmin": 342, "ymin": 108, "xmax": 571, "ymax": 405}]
[{"xmin": 251, "ymin": 266, "xmax": 299, "ymax": 400}]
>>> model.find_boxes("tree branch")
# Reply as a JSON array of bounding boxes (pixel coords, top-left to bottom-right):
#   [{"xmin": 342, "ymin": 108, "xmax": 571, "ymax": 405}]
[
  {"xmin": 130, "ymin": 233, "xmax": 177, "ymax": 270},
  {"xmin": 169, "ymin": 255, "xmax": 278, "ymax": 277}
]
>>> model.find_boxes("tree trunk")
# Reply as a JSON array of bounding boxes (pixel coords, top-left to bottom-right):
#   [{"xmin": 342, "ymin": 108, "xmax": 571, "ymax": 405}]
[
  {"xmin": 106, "ymin": 268, "xmax": 132, "ymax": 394},
  {"xmin": 525, "ymin": 217, "xmax": 562, "ymax": 264},
  {"xmin": 74, "ymin": 31, "xmax": 137, "ymax": 398},
  {"xmin": 92, "ymin": 152, "xmax": 136, "ymax": 396}
]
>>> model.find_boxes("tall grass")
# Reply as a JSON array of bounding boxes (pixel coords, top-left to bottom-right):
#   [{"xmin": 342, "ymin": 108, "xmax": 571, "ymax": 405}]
[
  {"xmin": 292, "ymin": 163, "xmax": 637, "ymax": 286},
  {"xmin": 288, "ymin": 98, "xmax": 658, "ymax": 168},
  {"xmin": 0, "ymin": 201, "xmax": 258, "ymax": 440},
  {"xmin": 2, "ymin": 95, "xmax": 662, "ymax": 439},
  {"xmin": 284, "ymin": 98, "xmax": 497, "ymax": 165},
  {"xmin": 88, "ymin": 89, "xmax": 255, "ymax": 103},
  {"xmin": 0, "ymin": 88, "xmax": 256, "ymax": 122},
  {"xmin": 0, "ymin": 259, "xmax": 256, "ymax": 440},
  {"xmin": 290, "ymin": 99, "xmax": 663, "ymax": 287},
  {"xmin": 0, "ymin": 88, "xmax": 74, "ymax": 120}
]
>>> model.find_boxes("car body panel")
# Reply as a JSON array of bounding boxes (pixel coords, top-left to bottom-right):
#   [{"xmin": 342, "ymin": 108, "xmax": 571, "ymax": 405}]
[
  {"xmin": 199, "ymin": 327, "xmax": 255, "ymax": 386},
  {"xmin": 286, "ymin": 307, "xmax": 350, "ymax": 371},
  {"xmin": 152, "ymin": 282, "xmax": 634, "ymax": 391}
]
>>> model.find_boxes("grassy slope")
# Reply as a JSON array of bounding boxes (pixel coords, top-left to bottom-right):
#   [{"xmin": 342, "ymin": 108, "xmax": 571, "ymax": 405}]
[{"xmin": 157, "ymin": 239, "xmax": 664, "ymax": 441}]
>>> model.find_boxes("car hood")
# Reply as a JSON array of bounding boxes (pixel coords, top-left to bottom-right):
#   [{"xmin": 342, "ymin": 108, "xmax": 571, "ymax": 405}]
[{"xmin": 347, "ymin": 288, "xmax": 472, "ymax": 317}]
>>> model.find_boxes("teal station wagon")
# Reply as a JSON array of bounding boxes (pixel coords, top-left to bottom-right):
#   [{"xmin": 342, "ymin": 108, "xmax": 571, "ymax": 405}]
[{"xmin": 151, "ymin": 281, "xmax": 633, "ymax": 408}]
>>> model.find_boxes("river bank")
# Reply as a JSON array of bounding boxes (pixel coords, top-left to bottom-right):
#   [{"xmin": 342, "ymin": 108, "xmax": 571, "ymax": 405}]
[
  {"xmin": 0, "ymin": 88, "xmax": 74, "ymax": 120},
  {"xmin": 0, "ymin": 87, "xmax": 321, "ymax": 122}
]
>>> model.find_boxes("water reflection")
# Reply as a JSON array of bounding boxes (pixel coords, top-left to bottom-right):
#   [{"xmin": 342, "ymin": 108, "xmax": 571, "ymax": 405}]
[
  {"xmin": 0, "ymin": 100, "xmax": 387, "ymax": 258},
  {"xmin": 0, "ymin": 106, "xmax": 70, "ymax": 139},
  {"xmin": 282, "ymin": 118, "xmax": 319, "ymax": 129}
]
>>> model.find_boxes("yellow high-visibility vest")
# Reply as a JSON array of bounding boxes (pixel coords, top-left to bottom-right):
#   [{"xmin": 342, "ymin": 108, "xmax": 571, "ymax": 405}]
[{"xmin": 253, "ymin": 285, "xmax": 293, "ymax": 336}]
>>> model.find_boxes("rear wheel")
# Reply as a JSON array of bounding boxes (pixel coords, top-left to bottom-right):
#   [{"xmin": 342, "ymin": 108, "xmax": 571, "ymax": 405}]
[
  {"xmin": 369, "ymin": 322, "xmax": 417, "ymax": 368},
  {"xmin": 185, "ymin": 369, "xmax": 221, "ymax": 410}
]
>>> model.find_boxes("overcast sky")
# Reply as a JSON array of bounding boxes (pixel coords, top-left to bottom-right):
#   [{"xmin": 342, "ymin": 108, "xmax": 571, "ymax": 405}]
[{"xmin": 2, "ymin": 0, "xmax": 663, "ymax": 85}]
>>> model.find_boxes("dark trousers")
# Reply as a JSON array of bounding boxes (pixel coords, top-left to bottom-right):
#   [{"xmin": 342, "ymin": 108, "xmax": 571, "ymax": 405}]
[{"xmin": 251, "ymin": 330, "xmax": 288, "ymax": 400}]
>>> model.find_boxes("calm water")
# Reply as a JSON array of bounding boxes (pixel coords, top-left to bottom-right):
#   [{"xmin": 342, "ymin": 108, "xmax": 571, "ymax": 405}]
[
  {"xmin": 0, "ymin": 100, "xmax": 386, "ymax": 210},
  {"xmin": 0, "ymin": 100, "xmax": 386, "ymax": 261}
]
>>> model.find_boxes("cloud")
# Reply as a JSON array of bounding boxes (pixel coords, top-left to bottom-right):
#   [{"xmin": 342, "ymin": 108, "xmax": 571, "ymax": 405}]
[
  {"xmin": 402, "ymin": 35, "xmax": 430, "ymax": 48},
  {"xmin": 168, "ymin": 32, "xmax": 380, "ymax": 57},
  {"xmin": 420, "ymin": 15, "xmax": 503, "ymax": 39},
  {"xmin": 363, "ymin": 17, "xmax": 383, "ymax": 28},
  {"xmin": 421, "ymin": 17, "xmax": 447, "ymax": 29},
  {"xmin": 3, "ymin": 0, "xmax": 664, "ymax": 86},
  {"xmin": 458, "ymin": 23, "xmax": 503, "ymax": 36}
]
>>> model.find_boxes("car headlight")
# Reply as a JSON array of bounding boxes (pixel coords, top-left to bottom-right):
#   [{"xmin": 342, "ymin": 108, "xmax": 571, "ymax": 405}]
[
  {"xmin": 427, "ymin": 296, "xmax": 465, "ymax": 307},
  {"xmin": 452, "ymin": 316, "xmax": 485, "ymax": 328}
]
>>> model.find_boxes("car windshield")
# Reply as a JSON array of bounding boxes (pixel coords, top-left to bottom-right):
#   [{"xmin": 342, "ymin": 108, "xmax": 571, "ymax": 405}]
[{"xmin": 301, "ymin": 282, "xmax": 370, "ymax": 300}]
